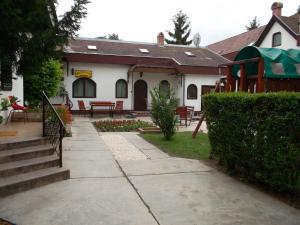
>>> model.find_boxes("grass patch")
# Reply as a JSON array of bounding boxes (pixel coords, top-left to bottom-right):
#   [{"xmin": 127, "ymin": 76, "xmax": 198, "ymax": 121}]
[{"xmin": 140, "ymin": 131, "xmax": 211, "ymax": 160}]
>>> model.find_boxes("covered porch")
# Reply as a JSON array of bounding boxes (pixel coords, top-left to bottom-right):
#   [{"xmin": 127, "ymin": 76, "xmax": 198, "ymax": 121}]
[{"xmin": 128, "ymin": 64, "xmax": 184, "ymax": 111}]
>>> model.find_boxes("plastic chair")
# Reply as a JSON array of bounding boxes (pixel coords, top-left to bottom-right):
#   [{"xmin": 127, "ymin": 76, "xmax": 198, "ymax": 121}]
[
  {"xmin": 77, "ymin": 100, "xmax": 88, "ymax": 116},
  {"xmin": 6, "ymin": 96, "xmax": 28, "ymax": 124},
  {"xmin": 115, "ymin": 101, "xmax": 124, "ymax": 114}
]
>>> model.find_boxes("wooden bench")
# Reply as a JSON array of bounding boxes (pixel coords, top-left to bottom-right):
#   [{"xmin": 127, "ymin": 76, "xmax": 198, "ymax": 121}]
[{"xmin": 90, "ymin": 101, "xmax": 115, "ymax": 118}]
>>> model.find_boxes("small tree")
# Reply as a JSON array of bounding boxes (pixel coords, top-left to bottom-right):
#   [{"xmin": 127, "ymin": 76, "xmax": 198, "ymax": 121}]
[
  {"xmin": 24, "ymin": 59, "xmax": 63, "ymax": 105},
  {"xmin": 246, "ymin": 16, "xmax": 260, "ymax": 31},
  {"xmin": 150, "ymin": 87, "xmax": 178, "ymax": 140},
  {"xmin": 165, "ymin": 10, "xmax": 192, "ymax": 45}
]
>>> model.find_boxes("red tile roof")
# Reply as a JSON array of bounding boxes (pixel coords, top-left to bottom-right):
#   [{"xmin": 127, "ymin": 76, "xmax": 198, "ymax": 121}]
[
  {"xmin": 65, "ymin": 38, "xmax": 229, "ymax": 68},
  {"xmin": 206, "ymin": 26, "xmax": 266, "ymax": 55}
]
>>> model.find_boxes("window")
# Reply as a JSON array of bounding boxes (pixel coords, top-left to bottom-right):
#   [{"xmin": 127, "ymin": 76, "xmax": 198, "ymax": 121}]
[
  {"xmin": 87, "ymin": 45, "xmax": 97, "ymax": 50},
  {"xmin": 272, "ymin": 32, "xmax": 281, "ymax": 47},
  {"xmin": 116, "ymin": 79, "xmax": 128, "ymax": 98},
  {"xmin": 159, "ymin": 80, "xmax": 170, "ymax": 96},
  {"xmin": 72, "ymin": 78, "xmax": 96, "ymax": 98},
  {"xmin": 0, "ymin": 62, "xmax": 12, "ymax": 91},
  {"xmin": 187, "ymin": 84, "xmax": 197, "ymax": 99},
  {"xmin": 139, "ymin": 48, "xmax": 149, "ymax": 54},
  {"xmin": 271, "ymin": 63, "xmax": 284, "ymax": 75},
  {"xmin": 184, "ymin": 51, "xmax": 195, "ymax": 57}
]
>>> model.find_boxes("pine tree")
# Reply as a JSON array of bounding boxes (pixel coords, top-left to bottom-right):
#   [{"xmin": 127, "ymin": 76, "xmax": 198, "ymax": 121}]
[
  {"xmin": 165, "ymin": 11, "xmax": 192, "ymax": 45},
  {"xmin": 246, "ymin": 16, "xmax": 260, "ymax": 31}
]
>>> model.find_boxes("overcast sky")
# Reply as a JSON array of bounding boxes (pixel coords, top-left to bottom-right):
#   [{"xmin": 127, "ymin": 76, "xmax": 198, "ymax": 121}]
[{"xmin": 57, "ymin": 0, "xmax": 299, "ymax": 46}]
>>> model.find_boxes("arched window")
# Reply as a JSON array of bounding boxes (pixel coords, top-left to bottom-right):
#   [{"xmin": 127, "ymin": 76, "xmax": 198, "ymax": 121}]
[
  {"xmin": 187, "ymin": 84, "xmax": 197, "ymax": 99},
  {"xmin": 72, "ymin": 78, "xmax": 96, "ymax": 98},
  {"xmin": 116, "ymin": 79, "xmax": 128, "ymax": 98},
  {"xmin": 272, "ymin": 32, "xmax": 281, "ymax": 47},
  {"xmin": 159, "ymin": 80, "xmax": 170, "ymax": 96}
]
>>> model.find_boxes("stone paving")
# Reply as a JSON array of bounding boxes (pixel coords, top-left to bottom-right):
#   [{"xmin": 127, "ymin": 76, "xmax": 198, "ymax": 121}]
[{"xmin": 0, "ymin": 116, "xmax": 299, "ymax": 225}]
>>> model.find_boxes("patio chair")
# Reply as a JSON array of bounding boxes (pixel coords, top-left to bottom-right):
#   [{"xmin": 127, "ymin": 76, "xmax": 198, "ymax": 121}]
[
  {"xmin": 115, "ymin": 101, "xmax": 124, "ymax": 115},
  {"xmin": 176, "ymin": 106, "xmax": 194, "ymax": 127},
  {"xmin": 5, "ymin": 96, "xmax": 28, "ymax": 124},
  {"xmin": 77, "ymin": 100, "xmax": 88, "ymax": 116}
]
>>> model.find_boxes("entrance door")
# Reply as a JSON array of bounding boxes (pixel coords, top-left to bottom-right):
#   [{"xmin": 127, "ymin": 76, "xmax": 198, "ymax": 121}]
[{"xmin": 134, "ymin": 80, "xmax": 147, "ymax": 110}]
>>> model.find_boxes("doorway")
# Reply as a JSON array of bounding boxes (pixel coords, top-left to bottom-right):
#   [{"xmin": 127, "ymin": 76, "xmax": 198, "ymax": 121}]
[{"xmin": 134, "ymin": 80, "xmax": 148, "ymax": 111}]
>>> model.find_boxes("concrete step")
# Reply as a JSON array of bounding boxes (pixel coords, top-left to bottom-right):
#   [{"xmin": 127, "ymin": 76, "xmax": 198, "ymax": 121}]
[
  {"xmin": 0, "ymin": 144, "xmax": 55, "ymax": 163},
  {"xmin": 0, "ymin": 167, "xmax": 70, "ymax": 198},
  {"xmin": 0, "ymin": 155, "xmax": 60, "ymax": 177},
  {"xmin": 0, "ymin": 137, "xmax": 49, "ymax": 151}
]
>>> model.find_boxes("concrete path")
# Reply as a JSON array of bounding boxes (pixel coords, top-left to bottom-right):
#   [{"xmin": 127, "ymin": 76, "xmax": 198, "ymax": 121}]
[{"xmin": 0, "ymin": 117, "xmax": 299, "ymax": 225}]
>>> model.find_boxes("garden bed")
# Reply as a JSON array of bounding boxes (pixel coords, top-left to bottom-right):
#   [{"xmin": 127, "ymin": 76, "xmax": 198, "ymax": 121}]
[{"xmin": 93, "ymin": 120, "xmax": 154, "ymax": 132}]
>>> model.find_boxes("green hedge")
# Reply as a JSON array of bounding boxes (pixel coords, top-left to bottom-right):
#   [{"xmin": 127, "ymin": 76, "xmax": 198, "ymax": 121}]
[{"xmin": 203, "ymin": 92, "xmax": 300, "ymax": 193}]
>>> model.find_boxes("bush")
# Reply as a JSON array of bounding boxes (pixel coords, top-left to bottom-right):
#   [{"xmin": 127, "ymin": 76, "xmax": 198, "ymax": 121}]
[
  {"xmin": 54, "ymin": 105, "xmax": 72, "ymax": 124},
  {"xmin": 203, "ymin": 92, "xmax": 300, "ymax": 193},
  {"xmin": 150, "ymin": 87, "xmax": 178, "ymax": 140}
]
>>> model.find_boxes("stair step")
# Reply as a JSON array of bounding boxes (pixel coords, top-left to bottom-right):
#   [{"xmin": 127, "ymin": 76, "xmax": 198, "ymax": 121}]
[
  {"xmin": 0, "ymin": 144, "xmax": 55, "ymax": 163},
  {"xmin": 0, "ymin": 137, "xmax": 49, "ymax": 151},
  {"xmin": 0, "ymin": 155, "xmax": 60, "ymax": 177},
  {"xmin": 0, "ymin": 167, "xmax": 70, "ymax": 197}
]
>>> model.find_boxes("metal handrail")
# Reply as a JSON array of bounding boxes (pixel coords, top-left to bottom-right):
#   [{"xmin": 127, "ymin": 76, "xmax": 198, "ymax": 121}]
[{"xmin": 42, "ymin": 91, "xmax": 67, "ymax": 167}]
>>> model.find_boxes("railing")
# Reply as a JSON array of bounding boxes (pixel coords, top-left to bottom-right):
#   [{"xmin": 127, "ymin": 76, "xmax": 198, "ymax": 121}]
[{"xmin": 42, "ymin": 91, "xmax": 66, "ymax": 167}]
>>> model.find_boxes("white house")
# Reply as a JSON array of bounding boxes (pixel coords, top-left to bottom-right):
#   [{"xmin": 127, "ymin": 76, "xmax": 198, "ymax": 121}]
[
  {"xmin": 207, "ymin": 2, "xmax": 300, "ymax": 60},
  {"xmin": 256, "ymin": 2, "xmax": 300, "ymax": 49},
  {"xmin": 63, "ymin": 33, "xmax": 229, "ymax": 112}
]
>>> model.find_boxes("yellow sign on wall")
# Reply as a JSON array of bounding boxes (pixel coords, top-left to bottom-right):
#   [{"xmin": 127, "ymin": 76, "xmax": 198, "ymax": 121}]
[{"xmin": 74, "ymin": 70, "xmax": 93, "ymax": 78}]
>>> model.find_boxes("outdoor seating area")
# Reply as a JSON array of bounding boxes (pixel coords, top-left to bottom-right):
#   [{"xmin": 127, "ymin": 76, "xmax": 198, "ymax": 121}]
[{"xmin": 77, "ymin": 100, "xmax": 124, "ymax": 118}]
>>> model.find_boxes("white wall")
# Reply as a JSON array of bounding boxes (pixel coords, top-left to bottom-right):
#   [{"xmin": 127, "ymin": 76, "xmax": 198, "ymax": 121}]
[
  {"xmin": 131, "ymin": 72, "xmax": 181, "ymax": 110},
  {"xmin": 64, "ymin": 62, "xmax": 220, "ymax": 112},
  {"xmin": 259, "ymin": 22, "xmax": 300, "ymax": 50},
  {"xmin": 1, "ymin": 75, "xmax": 24, "ymax": 104},
  {"xmin": 185, "ymin": 74, "xmax": 220, "ymax": 111},
  {"xmin": 64, "ymin": 62, "xmax": 130, "ymax": 110}
]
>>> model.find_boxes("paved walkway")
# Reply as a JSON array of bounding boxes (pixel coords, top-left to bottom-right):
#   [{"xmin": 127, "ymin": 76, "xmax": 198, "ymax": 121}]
[{"xmin": 0, "ymin": 117, "xmax": 299, "ymax": 225}]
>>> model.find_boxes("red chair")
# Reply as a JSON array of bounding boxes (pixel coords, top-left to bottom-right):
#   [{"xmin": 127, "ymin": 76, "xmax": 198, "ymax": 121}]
[
  {"xmin": 6, "ymin": 96, "xmax": 28, "ymax": 124},
  {"xmin": 115, "ymin": 101, "xmax": 124, "ymax": 115},
  {"xmin": 77, "ymin": 100, "xmax": 88, "ymax": 116},
  {"xmin": 176, "ymin": 106, "xmax": 194, "ymax": 127}
]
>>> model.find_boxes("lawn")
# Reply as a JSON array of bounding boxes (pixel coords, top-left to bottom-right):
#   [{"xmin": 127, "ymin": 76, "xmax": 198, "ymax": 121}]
[{"xmin": 140, "ymin": 131, "xmax": 211, "ymax": 160}]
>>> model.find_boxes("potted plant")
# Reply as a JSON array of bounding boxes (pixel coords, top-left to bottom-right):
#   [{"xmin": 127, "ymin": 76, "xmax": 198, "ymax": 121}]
[{"xmin": 0, "ymin": 98, "xmax": 11, "ymax": 122}]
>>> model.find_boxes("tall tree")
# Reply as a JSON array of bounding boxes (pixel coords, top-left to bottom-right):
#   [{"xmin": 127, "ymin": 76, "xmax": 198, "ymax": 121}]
[
  {"xmin": 0, "ymin": 0, "xmax": 89, "ymax": 88},
  {"xmin": 108, "ymin": 33, "xmax": 120, "ymax": 40},
  {"xmin": 165, "ymin": 11, "xmax": 192, "ymax": 45},
  {"xmin": 97, "ymin": 33, "xmax": 120, "ymax": 40},
  {"xmin": 246, "ymin": 16, "xmax": 260, "ymax": 31}
]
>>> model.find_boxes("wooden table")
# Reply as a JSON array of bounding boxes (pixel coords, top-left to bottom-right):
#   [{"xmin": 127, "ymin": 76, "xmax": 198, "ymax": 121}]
[{"xmin": 90, "ymin": 101, "xmax": 115, "ymax": 118}]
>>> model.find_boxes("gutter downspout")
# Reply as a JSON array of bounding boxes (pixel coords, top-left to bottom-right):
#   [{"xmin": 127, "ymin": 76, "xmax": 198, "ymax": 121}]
[{"xmin": 182, "ymin": 74, "xmax": 186, "ymax": 106}]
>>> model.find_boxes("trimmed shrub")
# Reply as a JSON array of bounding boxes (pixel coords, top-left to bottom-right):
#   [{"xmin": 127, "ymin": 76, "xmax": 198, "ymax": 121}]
[{"xmin": 203, "ymin": 92, "xmax": 300, "ymax": 193}]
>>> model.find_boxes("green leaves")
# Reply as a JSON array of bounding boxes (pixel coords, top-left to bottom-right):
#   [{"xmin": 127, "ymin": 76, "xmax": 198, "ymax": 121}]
[
  {"xmin": 165, "ymin": 10, "xmax": 192, "ymax": 45},
  {"xmin": 0, "ymin": 0, "xmax": 89, "ymax": 88},
  {"xmin": 204, "ymin": 92, "xmax": 300, "ymax": 193},
  {"xmin": 24, "ymin": 59, "xmax": 63, "ymax": 105}
]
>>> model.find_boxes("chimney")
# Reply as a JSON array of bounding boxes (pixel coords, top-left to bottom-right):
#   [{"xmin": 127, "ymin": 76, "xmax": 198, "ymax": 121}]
[
  {"xmin": 298, "ymin": 6, "xmax": 300, "ymax": 46},
  {"xmin": 271, "ymin": 2, "xmax": 283, "ymax": 17},
  {"xmin": 157, "ymin": 32, "xmax": 164, "ymax": 47}
]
